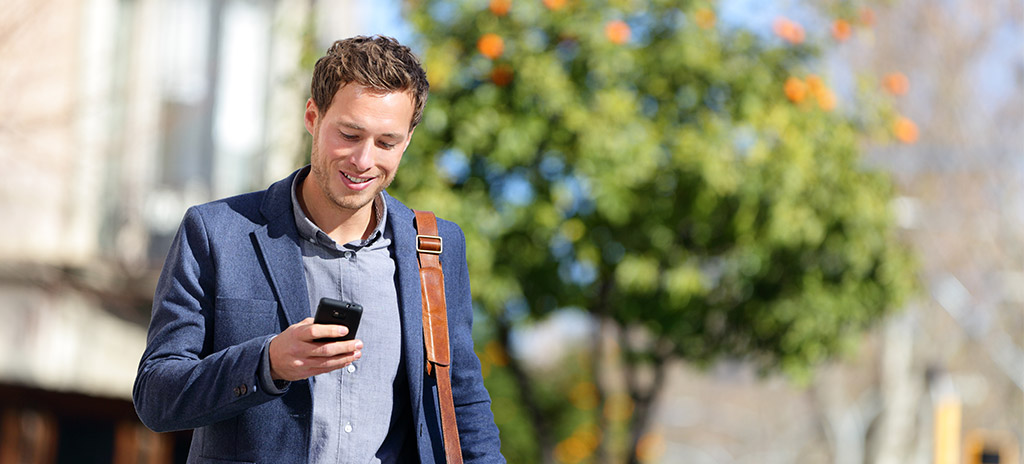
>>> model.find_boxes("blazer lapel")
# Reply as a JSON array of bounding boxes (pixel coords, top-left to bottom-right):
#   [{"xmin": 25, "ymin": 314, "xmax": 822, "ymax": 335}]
[
  {"xmin": 253, "ymin": 170, "xmax": 310, "ymax": 327},
  {"xmin": 386, "ymin": 192, "xmax": 426, "ymax": 410}
]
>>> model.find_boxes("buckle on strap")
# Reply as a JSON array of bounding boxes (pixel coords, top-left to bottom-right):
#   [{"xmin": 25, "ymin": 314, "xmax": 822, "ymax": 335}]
[{"xmin": 416, "ymin": 234, "xmax": 443, "ymax": 254}]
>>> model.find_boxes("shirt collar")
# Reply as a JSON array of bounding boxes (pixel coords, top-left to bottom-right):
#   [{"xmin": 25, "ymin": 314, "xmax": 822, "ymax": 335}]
[{"xmin": 290, "ymin": 166, "xmax": 388, "ymax": 249}]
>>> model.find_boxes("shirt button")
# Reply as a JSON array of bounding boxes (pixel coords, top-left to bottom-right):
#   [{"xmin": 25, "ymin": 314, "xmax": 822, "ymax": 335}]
[
  {"xmin": 347, "ymin": 364, "xmax": 356, "ymax": 373},
  {"xmin": 344, "ymin": 251, "xmax": 354, "ymax": 259},
  {"xmin": 344, "ymin": 422, "xmax": 353, "ymax": 433}
]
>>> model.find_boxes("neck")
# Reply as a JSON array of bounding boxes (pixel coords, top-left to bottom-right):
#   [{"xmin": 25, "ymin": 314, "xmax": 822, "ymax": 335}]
[{"xmin": 298, "ymin": 177, "xmax": 377, "ymax": 244}]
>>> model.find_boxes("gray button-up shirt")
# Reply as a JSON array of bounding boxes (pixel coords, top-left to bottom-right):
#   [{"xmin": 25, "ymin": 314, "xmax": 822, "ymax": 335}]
[{"xmin": 259, "ymin": 167, "xmax": 409, "ymax": 463}]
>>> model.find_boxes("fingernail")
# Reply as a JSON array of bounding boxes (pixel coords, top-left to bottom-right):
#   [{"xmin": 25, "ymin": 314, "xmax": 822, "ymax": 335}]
[{"xmin": 355, "ymin": 341, "xmax": 364, "ymax": 350}]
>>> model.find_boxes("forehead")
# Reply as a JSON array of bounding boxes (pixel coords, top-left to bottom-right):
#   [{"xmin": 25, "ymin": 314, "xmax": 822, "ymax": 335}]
[{"xmin": 322, "ymin": 84, "xmax": 415, "ymax": 133}]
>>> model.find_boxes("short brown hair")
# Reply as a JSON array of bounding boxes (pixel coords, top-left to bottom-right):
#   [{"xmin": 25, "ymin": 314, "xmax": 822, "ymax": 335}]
[{"xmin": 310, "ymin": 35, "xmax": 430, "ymax": 131}]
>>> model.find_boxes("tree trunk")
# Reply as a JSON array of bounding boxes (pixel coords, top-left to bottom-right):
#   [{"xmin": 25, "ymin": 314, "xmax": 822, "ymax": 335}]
[
  {"xmin": 495, "ymin": 316, "xmax": 556, "ymax": 463},
  {"xmin": 623, "ymin": 334, "xmax": 672, "ymax": 464},
  {"xmin": 873, "ymin": 311, "xmax": 920, "ymax": 464},
  {"xmin": 590, "ymin": 278, "xmax": 614, "ymax": 464}
]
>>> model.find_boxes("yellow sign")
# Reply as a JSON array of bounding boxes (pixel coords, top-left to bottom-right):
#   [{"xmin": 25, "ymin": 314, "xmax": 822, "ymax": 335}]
[{"xmin": 934, "ymin": 398, "xmax": 961, "ymax": 464}]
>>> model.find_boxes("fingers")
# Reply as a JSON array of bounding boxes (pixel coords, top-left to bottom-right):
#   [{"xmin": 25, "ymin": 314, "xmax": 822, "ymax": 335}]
[
  {"xmin": 304, "ymin": 350, "xmax": 363, "ymax": 373},
  {"xmin": 270, "ymin": 347, "xmax": 363, "ymax": 381},
  {"xmin": 290, "ymin": 318, "xmax": 354, "ymax": 343},
  {"xmin": 269, "ymin": 318, "xmax": 364, "ymax": 381},
  {"xmin": 309, "ymin": 339, "xmax": 362, "ymax": 358},
  {"xmin": 306, "ymin": 323, "xmax": 350, "ymax": 341}
]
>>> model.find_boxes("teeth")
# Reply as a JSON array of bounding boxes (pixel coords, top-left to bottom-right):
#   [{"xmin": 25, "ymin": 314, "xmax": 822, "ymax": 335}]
[{"xmin": 342, "ymin": 172, "xmax": 372, "ymax": 184}]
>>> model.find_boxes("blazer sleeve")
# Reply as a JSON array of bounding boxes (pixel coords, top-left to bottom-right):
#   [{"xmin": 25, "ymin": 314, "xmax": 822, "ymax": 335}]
[
  {"xmin": 442, "ymin": 222, "xmax": 506, "ymax": 463},
  {"xmin": 133, "ymin": 206, "xmax": 280, "ymax": 432}
]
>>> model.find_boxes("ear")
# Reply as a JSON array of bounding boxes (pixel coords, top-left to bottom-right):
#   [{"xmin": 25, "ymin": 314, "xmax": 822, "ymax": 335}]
[{"xmin": 304, "ymin": 98, "xmax": 319, "ymax": 135}]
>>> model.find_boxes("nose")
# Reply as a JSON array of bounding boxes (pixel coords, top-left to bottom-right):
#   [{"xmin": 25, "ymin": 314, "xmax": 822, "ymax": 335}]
[{"xmin": 349, "ymin": 141, "xmax": 374, "ymax": 172}]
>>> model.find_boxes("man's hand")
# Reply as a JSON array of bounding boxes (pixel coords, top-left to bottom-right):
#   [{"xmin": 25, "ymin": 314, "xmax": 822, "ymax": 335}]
[{"xmin": 269, "ymin": 317, "xmax": 363, "ymax": 381}]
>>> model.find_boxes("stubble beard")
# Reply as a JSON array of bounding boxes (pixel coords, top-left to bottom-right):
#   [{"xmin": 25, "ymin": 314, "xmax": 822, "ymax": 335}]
[{"xmin": 309, "ymin": 140, "xmax": 394, "ymax": 214}]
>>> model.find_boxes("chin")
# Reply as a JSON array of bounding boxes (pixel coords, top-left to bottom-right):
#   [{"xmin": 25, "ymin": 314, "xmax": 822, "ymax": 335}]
[{"xmin": 329, "ymin": 189, "xmax": 377, "ymax": 212}]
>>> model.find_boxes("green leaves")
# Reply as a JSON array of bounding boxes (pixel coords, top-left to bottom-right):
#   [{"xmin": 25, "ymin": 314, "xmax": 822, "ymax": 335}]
[
  {"xmin": 398, "ymin": 0, "xmax": 916, "ymax": 459},
  {"xmin": 405, "ymin": 0, "xmax": 914, "ymax": 359}
]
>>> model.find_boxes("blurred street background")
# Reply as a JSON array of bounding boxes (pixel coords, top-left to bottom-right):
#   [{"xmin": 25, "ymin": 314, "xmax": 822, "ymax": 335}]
[{"xmin": 0, "ymin": 0, "xmax": 1021, "ymax": 463}]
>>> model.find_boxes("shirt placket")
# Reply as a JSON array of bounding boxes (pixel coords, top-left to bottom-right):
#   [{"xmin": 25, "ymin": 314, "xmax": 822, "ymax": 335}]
[{"xmin": 338, "ymin": 245, "xmax": 358, "ymax": 462}]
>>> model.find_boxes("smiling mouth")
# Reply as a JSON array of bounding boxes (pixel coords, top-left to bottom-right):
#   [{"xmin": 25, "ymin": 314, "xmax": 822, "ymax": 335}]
[{"xmin": 342, "ymin": 172, "xmax": 373, "ymax": 184}]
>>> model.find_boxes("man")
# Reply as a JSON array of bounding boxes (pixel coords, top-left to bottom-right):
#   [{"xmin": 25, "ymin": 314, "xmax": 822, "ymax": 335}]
[{"xmin": 133, "ymin": 35, "xmax": 504, "ymax": 463}]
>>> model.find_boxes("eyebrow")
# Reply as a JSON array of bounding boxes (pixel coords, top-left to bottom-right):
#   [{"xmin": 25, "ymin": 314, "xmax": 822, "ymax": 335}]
[{"xmin": 338, "ymin": 121, "xmax": 406, "ymax": 141}]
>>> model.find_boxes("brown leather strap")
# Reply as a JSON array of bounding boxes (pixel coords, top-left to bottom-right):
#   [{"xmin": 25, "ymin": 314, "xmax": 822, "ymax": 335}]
[{"xmin": 414, "ymin": 210, "xmax": 463, "ymax": 464}]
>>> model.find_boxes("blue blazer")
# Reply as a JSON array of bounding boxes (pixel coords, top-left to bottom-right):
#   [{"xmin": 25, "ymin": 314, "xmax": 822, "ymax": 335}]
[{"xmin": 133, "ymin": 169, "xmax": 504, "ymax": 463}]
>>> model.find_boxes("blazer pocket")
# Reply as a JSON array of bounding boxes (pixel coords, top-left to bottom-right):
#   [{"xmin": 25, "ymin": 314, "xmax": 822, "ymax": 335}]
[{"xmin": 212, "ymin": 297, "xmax": 280, "ymax": 350}]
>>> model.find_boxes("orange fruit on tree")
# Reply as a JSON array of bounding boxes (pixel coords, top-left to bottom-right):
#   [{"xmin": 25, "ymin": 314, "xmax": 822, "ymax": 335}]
[
  {"xmin": 893, "ymin": 116, "xmax": 919, "ymax": 143},
  {"xmin": 489, "ymin": 0, "xmax": 511, "ymax": 16},
  {"xmin": 605, "ymin": 20, "xmax": 631, "ymax": 44},
  {"xmin": 832, "ymin": 19, "xmax": 852, "ymax": 41},
  {"xmin": 784, "ymin": 77, "xmax": 807, "ymax": 103},
  {"xmin": 805, "ymin": 74, "xmax": 825, "ymax": 97},
  {"xmin": 694, "ymin": 8, "xmax": 716, "ymax": 30},
  {"xmin": 477, "ymin": 33, "xmax": 504, "ymax": 59},
  {"xmin": 543, "ymin": 0, "xmax": 567, "ymax": 11},
  {"xmin": 773, "ymin": 17, "xmax": 805, "ymax": 44},
  {"xmin": 801, "ymin": 75, "xmax": 836, "ymax": 111},
  {"xmin": 490, "ymin": 65, "xmax": 514, "ymax": 86},
  {"xmin": 883, "ymin": 72, "xmax": 909, "ymax": 96},
  {"xmin": 815, "ymin": 88, "xmax": 837, "ymax": 111}
]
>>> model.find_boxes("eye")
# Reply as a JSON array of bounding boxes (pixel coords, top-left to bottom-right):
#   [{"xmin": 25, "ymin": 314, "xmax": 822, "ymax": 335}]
[
  {"xmin": 378, "ymin": 141, "xmax": 397, "ymax": 150},
  {"xmin": 340, "ymin": 132, "xmax": 359, "ymax": 141}
]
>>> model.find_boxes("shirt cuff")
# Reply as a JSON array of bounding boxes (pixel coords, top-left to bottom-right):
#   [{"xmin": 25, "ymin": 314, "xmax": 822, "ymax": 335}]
[{"xmin": 259, "ymin": 335, "xmax": 290, "ymax": 395}]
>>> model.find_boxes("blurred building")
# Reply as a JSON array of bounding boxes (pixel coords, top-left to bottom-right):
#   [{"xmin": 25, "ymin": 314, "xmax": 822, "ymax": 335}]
[{"xmin": 0, "ymin": 0, "xmax": 371, "ymax": 461}]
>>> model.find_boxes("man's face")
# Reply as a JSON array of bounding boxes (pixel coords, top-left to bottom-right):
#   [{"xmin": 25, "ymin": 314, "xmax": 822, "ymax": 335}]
[{"xmin": 305, "ymin": 84, "xmax": 415, "ymax": 216}]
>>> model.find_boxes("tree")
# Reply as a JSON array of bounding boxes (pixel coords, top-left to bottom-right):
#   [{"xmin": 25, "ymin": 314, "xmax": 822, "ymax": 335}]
[{"xmin": 393, "ymin": 0, "xmax": 917, "ymax": 462}]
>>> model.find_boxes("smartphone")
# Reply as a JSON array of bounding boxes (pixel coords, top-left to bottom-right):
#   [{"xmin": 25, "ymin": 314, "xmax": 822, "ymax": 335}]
[{"xmin": 313, "ymin": 297, "xmax": 363, "ymax": 342}]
